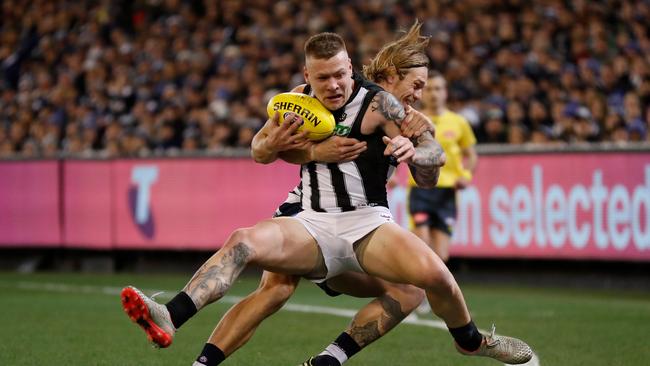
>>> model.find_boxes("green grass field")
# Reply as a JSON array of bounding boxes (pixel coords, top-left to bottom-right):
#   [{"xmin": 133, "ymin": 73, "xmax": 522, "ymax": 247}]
[{"xmin": 1, "ymin": 272, "xmax": 648, "ymax": 366}]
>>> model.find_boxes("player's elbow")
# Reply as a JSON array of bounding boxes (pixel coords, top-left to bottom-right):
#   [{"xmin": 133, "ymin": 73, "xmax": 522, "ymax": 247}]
[{"xmin": 408, "ymin": 162, "xmax": 440, "ymax": 189}]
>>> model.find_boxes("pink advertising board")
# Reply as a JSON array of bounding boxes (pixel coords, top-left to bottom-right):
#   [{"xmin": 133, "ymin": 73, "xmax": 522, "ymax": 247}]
[
  {"xmin": 111, "ymin": 159, "xmax": 300, "ymax": 249},
  {"xmin": 431, "ymin": 153, "xmax": 650, "ymax": 260},
  {"xmin": 63, "ymin": 161, "xmax": 113, "ymax": 249},
  {"xmin": 1, "ymin": 153, "xmax": 648, "ymax": 261},
  {"xmin": 0, "ymin": 161, "xmax": 61, "ymax": 246}
]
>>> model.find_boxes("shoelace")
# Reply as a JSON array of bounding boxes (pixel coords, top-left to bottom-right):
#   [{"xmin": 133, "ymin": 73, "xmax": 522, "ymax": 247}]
[{"xmin": 485, "ymin": 324, "xmax": 500, "ymax": 347}]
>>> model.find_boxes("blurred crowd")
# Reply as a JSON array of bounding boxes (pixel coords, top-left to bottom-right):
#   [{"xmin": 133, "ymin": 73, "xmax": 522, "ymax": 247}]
[{"xmin": 1, "ymin": 0, "xmax": 649, "ymax": 159}]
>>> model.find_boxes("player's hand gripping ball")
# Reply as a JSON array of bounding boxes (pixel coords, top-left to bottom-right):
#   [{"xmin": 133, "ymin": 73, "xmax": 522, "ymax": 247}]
[{"xmin": 267, "ymin": 92, "xmax": 336, "ymax": 141}]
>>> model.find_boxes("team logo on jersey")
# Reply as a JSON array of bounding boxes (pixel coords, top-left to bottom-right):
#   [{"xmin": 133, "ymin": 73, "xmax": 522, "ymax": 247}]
[{"xmin": 333, "ymin": 124, "xmax": 351, "ymax": 136}]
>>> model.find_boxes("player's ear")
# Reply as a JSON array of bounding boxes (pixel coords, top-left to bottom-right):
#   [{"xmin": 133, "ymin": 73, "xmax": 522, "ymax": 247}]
[
  {"xmin": 303, "ymin": 65, "xmax": 309, "ymax": 83},
  {"xmin": 386, "ymin": 66, "xmax": 398, "ymax": 85}
]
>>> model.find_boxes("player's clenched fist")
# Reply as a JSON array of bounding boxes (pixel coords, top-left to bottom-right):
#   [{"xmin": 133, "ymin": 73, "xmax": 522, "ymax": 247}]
[{"xmin": 400, "ymin": 106, "xmax": 435, "ymax": 138}]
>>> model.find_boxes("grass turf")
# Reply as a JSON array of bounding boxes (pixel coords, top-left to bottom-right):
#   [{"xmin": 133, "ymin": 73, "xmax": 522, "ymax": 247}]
[{"xmin": 0, "ymin": 272, "xmax": 648, "ymax": 365}]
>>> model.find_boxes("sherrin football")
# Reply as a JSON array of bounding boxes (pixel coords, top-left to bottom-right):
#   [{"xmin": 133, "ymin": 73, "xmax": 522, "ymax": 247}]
[{"xmin": 266, "ymin": 92, "xmax": 336, "ymax": 141}]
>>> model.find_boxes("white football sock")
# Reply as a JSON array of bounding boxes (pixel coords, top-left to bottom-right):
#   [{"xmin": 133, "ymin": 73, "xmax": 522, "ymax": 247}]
[{"xmin": 319, "ymin": 343, "xmax": 348, "ymax": 364}]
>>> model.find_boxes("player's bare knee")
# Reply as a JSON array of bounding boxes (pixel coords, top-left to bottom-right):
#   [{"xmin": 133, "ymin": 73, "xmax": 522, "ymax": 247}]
[
  {"xmin": 414, "ymin": 262, "xmax": 455, "ymax": 295},
  {"xmin": 388, "ymin": 285, "xmax": 425, "ymax": 312},
  {"xmin": 232, "ymin": 222, "xmax": 282, "ymax": 252},
  {"xmin": 407, "ymin": 286, "xmax": 426, "ymax": 309},
  {"xmin": 256, "ymin": 273, "xmax": 298, "ymax": 309},
  {"xmin": 222, "ymin": 228, "xmax": 258, "ymax": 263},
  {"xmin": 266, "ymin": 282, "xmax": 296, "ymax": 307},
  {"xmin": 227, "ymin": 227, "xmax": 250, "ymax": 245},
  {"xmin": 427, "ymin": 268, "xmax": 456, "ymax": 297}
]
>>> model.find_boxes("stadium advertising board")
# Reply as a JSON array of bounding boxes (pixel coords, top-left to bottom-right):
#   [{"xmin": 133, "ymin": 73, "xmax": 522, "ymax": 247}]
[
  {"xmin": 63, "ymin": 161, "xmax": 112, "ymax": 249},
  {"xmin": 110, "ymin": 159, "xmax": 299, "ymax": 249},
  {"xmin": 419, "ymin": 153, "xmax": 649, "ymax": 261},
  {"xmin": 1, "ymin": 153, "xmax": 648, "ymax": 261},
  {"xmin": 0, "ymin": 161, "xmax": 61, "ymax": 246}
]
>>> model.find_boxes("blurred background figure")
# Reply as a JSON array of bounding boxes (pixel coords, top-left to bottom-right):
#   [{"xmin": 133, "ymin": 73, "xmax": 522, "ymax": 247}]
[
  {"xmin": 410, "ymin": 72, "xmax": 478, "ymax": 262},
  {"xmin": 409, "ymin": 72, "xmax": 477, "ymax": 313}
]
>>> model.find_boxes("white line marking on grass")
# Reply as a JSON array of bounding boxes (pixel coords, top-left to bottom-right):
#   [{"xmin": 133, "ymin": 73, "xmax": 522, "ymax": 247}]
[{"xmin": 5, "ymin": 281, "xmax": 540, "ymax": 365}]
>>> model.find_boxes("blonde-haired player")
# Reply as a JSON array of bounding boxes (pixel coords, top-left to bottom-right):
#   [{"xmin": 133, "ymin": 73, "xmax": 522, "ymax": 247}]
[{"xmin": 410, "ymin": 70, "xmax": 478, "ymax": 264}]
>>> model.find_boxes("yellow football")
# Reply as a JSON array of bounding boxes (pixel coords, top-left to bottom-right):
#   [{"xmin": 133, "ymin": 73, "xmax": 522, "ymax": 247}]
[{"xmin": 266, "ymin": 92, "xmax": 336, "ymax": 141}]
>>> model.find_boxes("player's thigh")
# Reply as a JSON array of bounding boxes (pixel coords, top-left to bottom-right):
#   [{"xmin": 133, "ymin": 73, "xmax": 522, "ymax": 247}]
[
  {"xmin": 355, "ymin": 223, "xmax": 449, "ymax": 288},
  {"xmin": 242, "ymin": 217, "xmax": 322, "ymax": 275},
  {"xmin": 326, "ymin": 272, "xmax": 424, "ymax": 306},
  {"xmin": 325, "ymin": 271, "xmax": 391, "ymax": 298}
]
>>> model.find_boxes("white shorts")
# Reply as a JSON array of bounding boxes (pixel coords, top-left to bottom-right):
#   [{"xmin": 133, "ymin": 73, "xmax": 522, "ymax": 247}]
[{"xmin": 294, "ymin": 206, "xmax": 394, "ymax": 282}]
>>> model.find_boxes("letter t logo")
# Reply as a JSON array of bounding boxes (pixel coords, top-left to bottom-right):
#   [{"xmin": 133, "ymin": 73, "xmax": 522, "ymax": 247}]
[{"xmin": 131, "ymin": 166, "xmax": 159, "ymax": 224}]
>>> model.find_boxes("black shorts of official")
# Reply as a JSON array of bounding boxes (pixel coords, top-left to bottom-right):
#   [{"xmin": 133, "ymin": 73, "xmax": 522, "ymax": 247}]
[
  {"xmin": 408, "ymin": 187, "xmax": 457, "ymax": 236},
  {"xmin": 273, "ymin": 201, "xmax": 342, "ymax": 297}
]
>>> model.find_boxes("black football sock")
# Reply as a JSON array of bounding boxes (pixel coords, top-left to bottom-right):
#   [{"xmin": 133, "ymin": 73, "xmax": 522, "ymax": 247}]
[
  {"xmin": 449, "ymin": 320, "xmax": 483, "ymax": 352},
  {"xmin": 165, "ymin": 291, "xmax": 197, "ymax": 329},
  {"xmin": 319, "ymin": 332, "xmax": 361, "ymax": 365},
  {"xmin": 310, "ymin": 355, "xmax": 341, "ymax": 366},
  {"xmin": 195, "ymin": 343, "xmax": 226, "ymax": 366},
  {"xmin": 333, "ymin": 332, "xmax": 361, "ymax": 359}
]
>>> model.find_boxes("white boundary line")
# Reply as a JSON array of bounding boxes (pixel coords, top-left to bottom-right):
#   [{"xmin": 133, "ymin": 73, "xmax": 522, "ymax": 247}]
[{"xmin": 4, "ymin": 281, "xmax": 540, "ymax": 365}]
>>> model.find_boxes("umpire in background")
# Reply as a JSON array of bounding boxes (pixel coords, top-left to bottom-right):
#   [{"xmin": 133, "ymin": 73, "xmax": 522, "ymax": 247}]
[{"xmin": 409, "ymin": 71, "xmax": 478, "ymax": 266}]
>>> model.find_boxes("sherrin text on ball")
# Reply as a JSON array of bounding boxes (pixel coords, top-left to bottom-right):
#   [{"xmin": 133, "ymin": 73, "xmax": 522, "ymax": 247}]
[{"xmin": 266, "ymin": 92, "xmax": 336, "ymax": 141}]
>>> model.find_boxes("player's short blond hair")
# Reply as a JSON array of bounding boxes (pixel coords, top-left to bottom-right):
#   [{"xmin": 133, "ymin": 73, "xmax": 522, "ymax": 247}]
[
  {"xmin": 363, "ymin": 21, "xmax": 430, "ymax": 83},
  {"xmin": 304, "ymin": 33, "xmax": 347, "ymax": 60}
]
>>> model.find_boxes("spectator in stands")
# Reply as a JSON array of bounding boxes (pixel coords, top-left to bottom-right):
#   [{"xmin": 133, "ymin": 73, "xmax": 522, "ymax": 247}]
[
  {"xmin": 478, "ymin": 108, "xmax": 507, "ymax": 143},
  {"xmin": 0, "ymin": 0, "xmax": 649, "ymax": 158},
  {"xmin": 508, "ymin": 124, "xmax": 529, "ymax": 145}
]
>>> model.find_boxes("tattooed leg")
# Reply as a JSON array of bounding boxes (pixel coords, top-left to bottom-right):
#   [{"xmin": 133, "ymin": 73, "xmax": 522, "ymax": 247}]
[
  {"xmin": 183, "ymin": 241, "xmax": 255, "ymax": 310},
  {"xmin": 346, "ymin": 294, "xmax": 408, "ymax": 347},
  {"xmin": 304, "ymin": 287, "xmax": 421, "ymax": 366}
]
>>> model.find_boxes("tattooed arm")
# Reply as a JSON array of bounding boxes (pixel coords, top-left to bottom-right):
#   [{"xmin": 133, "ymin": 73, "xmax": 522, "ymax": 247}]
[
  {"xmin": 370, "ymin": 91, "xmax": 445, "ymax": 188},
  {"xmin": 408, "ymin": 132, "xmax": 445, "ymax": 188}
]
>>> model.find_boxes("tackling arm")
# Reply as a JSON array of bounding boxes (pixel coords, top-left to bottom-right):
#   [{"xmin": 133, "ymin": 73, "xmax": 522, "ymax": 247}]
[
  {"xmin": 371, "ymin": 91, "xmax": 445, "ymax": 188},
  {"xmin": 408, "ymin": 131, "xmax": 445, "ymax": 188}
]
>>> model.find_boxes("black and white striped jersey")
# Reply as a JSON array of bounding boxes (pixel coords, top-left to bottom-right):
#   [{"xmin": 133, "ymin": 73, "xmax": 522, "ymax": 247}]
[
  {"xmin": 273, "ymin": 185, "xmax": 302, "ymax": 218},
  {"xmin": 298, "ymin": 74, "xmax": 398, "ymax": 213}
]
